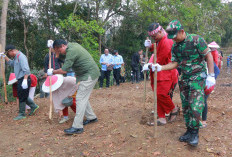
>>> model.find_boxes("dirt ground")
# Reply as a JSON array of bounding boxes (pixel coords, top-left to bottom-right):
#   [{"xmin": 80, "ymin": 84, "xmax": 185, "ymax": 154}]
[{"xmin": 0, "ymin": 58, "xmax": 232, "ymax": 157}]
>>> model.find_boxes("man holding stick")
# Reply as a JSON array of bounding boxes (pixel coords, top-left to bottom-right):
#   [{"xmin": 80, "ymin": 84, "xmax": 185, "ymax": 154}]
[
  {"xmin": 143, "ymin": 22, "xmax": 179, "ymax": 125},
  {"xmin": 153, "ymin": 20, "xmax": 215, "ymax": 146},
  {"xmin": 0, "ymin": 45, "xmax": 39, "ymax": 120},
  {"xmin": 47, "ymin": 39, "xmax": 100, "ymax": 134}
]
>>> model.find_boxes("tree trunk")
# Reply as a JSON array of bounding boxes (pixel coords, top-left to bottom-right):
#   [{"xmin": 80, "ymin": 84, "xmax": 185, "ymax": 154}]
[
  {"xmin": 0, "ymin": 0, "xmax": 9, "ymax": 49},
  {"xmin": 17, "ymin": 0, "xmax": 29, "ymax": 61},
  {"xmin": 73, "ymin": 0, "xmax": 78, "ymax": 15},
  {"xmin": 98, "ymin": 34, "xmax": 101, "ymax": 55},
  {"xmin": 0, "ymin": 0, "xmax": 9, "ymax": 103}
]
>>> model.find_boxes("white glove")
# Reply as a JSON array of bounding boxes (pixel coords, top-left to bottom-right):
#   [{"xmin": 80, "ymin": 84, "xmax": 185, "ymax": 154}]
[
  {"xmin": 142, "ymin": 63, "xmax": 151, "ymax": 72},
  {"xmin": 0, "ymin": 52, "xmax": 6, "ymax": 58},
  {"xmin": 205, "ymin": 75, "xmax": 216, "ymax": 89},
  {"xmin": 151, "ymin": 63, "xmax": 162, "ymax": 72},
  {"xmin": 144, "ymin": 39, "xmax": 151, "ymax": 48},
  {"xmin": 21, "ymin": 79, "xmax": 28, "ymax": 89},
  {"xmin": 47, "ymin": 40, "xmax": 54, "ymax": 48},
  {"xmin": 47, "ymin": 68, "xmax": 54, "ymax": 76}
]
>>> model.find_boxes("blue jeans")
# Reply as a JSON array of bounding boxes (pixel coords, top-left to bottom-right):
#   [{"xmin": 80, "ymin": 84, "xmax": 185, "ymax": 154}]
[{"xmin": 67, "ymin": 72, "xmax": 75, "ymax": 77}]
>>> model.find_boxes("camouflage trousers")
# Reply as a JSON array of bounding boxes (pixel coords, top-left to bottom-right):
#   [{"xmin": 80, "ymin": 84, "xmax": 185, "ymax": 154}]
[{"xmin": 179, "ymin": 77, "xmax": 205, "ymax": 129}]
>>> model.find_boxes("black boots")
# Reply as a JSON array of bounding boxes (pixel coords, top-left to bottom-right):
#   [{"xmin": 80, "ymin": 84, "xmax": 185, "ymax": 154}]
[
  {"xmin": 179, "ymin": 128, "xmax": 199, "ymax": 147},
  {"xmin": 188, "ymin": 129, "xmax": 199, "ymax": 147},
  {"xmin": 179, "ymin": 127, "xmax": 191, "ymax": 142}
]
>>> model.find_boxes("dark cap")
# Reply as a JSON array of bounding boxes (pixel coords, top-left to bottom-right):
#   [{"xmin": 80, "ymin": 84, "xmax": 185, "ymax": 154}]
[
  {"xmin": 148, "ymin": 22, "xmax": 163, "ymax": 37},
  {"xmin": 5, "ymin": 45, "xmax": 16, "ymax": 54}
]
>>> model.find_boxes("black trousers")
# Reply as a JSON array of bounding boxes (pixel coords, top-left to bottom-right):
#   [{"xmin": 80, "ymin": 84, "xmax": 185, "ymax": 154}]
[
  {"xmin": 100, "ymin": 70, "xmax": 111, "ymax": 87},
  {"xmin": 17, "ymin": 76, "xmax": 31, "ymax": 103},
  {"xmin": 140, "ymin": 65, "xmax": 144, "ymax": 81},
  {"xmin": 113, "ymin": 68, "xmax": 121, "ymax": 86},
  {"xmin": 120, "ymin": 76, "xmax": 125, "ymax": 83},
  {"xmin": 132, "ymin": 69, "xmax": 139, "ymax": 83}
]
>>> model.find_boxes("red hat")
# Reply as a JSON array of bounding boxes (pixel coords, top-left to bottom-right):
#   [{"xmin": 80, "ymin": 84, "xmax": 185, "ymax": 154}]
[
  {"xmin": 8, "ymin": 73, "xmax": 17, "ymax": 85},
  {"xmin": 42, "ymin": 74, "xmax": 63, "ymax": 93},
  {"xmin": 208, "ymin": 41, "xmax": 220, "ymax": 48}
]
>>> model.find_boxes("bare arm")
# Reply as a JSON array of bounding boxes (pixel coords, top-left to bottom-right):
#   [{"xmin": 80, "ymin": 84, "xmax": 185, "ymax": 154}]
[
  {"xmin": 4, "ymin": 56, "xmax": 10, "ymax": 62},
  {"xmin": 53, "ymin": 68, "xmax": 67, "ymax": 75},
  {"xmin": 205, "ymin": 49, "xmax": 214, "ymax": 74},
  {"xmin": 24, "ymin": 74, "xmax": 28, "ymax": 80},
  {"xmin": 161, "ymin": 61, "xmax": 178, "ymax": 71}
]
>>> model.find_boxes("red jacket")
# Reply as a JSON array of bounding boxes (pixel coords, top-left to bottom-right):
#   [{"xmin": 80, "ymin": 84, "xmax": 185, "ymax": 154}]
[{"xmin": 149, "ymin": 34, "xmax": 178, "ymax": 90}]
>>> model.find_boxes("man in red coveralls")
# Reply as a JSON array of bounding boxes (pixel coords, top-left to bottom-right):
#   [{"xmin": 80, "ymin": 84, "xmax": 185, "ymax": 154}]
[{"xmin": 143, "ymin": 22, "xmax": 179, "ymax": 125}]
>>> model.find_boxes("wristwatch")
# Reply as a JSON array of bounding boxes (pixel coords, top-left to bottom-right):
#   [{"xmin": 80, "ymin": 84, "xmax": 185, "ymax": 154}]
[{"xmin": 208, "ymin": 73, "xmax": 215, "ymax": 77}]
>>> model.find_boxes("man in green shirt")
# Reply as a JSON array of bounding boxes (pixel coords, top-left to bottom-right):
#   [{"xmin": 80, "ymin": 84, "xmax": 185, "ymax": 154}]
[
  {"xmin": 153, "ymin": 20, "xmax": 215, "ymax": 146},
  {"xmin": 47, "ymin": 39, "xmax": 100, "ymax": 134}
]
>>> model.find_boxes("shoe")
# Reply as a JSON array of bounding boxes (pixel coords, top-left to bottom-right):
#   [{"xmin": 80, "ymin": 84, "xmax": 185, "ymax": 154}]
[
  {"xmin": 179, "ymin": 128, "xmax": 191, "ymax": 142},
  {"xmin": 187, "ymin": 129, "xmax": 199, "ymax": 147},
  {"xmin": 168, "ymin": 107, "xmax": 180, "ymax": 122},
  {"xmin": 13, "ymin": 115, "xmax": 26, "ymax": 120},
  {"xmin": 83, "ymin": 118, "xmax": 98, "ymax": 125},
  {"xmin": 64, "ymin": 127, "xmax": 84, "ymax": 134},
  {"xmin": 157, "ymin": 120, "xmax": 166, "ymax": 126},
  {"xmin": 59, "ymin": 117, "xmax": 69, "ymax": 124},
  {"xmin": 200, "ymin": 121, "xmax": 207, "ymax": 129},
  {"xmin": 29, "ymin": 105, "xmax": 39, "ymax": 116},
  {"xmin": 200, "ymin": 123, "xmax": 207, "ymax": 129}
]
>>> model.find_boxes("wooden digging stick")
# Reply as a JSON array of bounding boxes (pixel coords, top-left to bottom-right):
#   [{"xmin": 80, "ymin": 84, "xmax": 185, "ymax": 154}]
[
  {"xmin": 0, "ymin": 44, "xmax": 8, "ymax": 104},
  {"xmin": 153, "ymin": 44, "xmax": 158, "ymax": 138},
  {"xmin": 48, "ymin": 47, "xmax": 53, "ymax": 120},
  {"xmin": 143, "ymin": 47, "xmax": 149, "ymax": 109}
]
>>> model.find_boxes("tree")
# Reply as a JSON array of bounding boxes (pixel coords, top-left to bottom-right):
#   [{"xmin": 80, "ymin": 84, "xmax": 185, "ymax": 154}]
[
  {"xmin": 0, "ymin": 0, "xmax": 9, "ymax": 49},
  {"xmin": 57, "ymin": 14, "xmax": 105, "ymax": 66},
  {"xmin": 0, "ymin": 0, "xmax": 9, "ymax": 103},
  {"xmin": 17, "ymin": 0, "xmax": 29, "ymax": 59}
]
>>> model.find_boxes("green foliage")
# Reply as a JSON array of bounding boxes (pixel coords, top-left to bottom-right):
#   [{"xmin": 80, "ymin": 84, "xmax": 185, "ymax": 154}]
[
  {"xmin": 138, "ymin": 0, "xmax": 231, "ymax": 45},
  {"xmin": 57, "ymin": 14, "xmax": 105, "ymax": 66},
  {"xmin": 3, "ymin": 0, "xmax": 232, "ymax": 75}
]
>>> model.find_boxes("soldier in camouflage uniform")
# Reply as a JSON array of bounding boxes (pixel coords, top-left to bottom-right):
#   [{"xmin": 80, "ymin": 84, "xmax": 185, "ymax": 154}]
[{"xmin": 152, "ymin": 20, "xmax": 216, "ymax": 146}]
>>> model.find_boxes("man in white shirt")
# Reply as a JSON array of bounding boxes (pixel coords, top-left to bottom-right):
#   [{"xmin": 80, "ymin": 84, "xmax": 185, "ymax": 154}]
[{"xmin": 99, "ymin": 49, "xmax": 113, "ymax": 88}]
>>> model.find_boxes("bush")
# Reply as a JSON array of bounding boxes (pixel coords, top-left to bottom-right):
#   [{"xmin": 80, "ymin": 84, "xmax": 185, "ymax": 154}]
[{"xmin": 0, "ymin": 78, "xmax": 15, "ymax": 103}]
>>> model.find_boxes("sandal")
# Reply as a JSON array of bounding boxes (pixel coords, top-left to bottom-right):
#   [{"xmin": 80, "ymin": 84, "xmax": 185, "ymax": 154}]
[
  {"xmin": 200, "ymin": 122, "xmax": 207, "ymax": 128},
  {"xmin": 147, "ymin": 121, "xmax": 166, "ymax": 126},
  {"xmin": 168, "ymin": 107, "xmax": 180, "ymax": 123}
]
